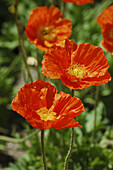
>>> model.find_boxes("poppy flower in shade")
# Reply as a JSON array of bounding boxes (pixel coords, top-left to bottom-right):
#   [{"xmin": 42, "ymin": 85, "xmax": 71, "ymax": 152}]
[
  {"xmin": 101, "ymin": 40, "xmax": 113, "ymax": 55},
  {"xmin": 102, "ymin": 23, "xmax": 113, "ymax": 42},
  {"xmin": 96, "ymin": 5, "xmax": 113, "ymax": 54},
  {"xmin": 96, "ymin": 5, "xmax": 113, "ymax": 29},
  {"xmin": 62, "ymin": 0, "xmax": 94, "ymax": 5},
  {"xmin": 11, "ymin": 80, "xmax": 84, "ymax": 129},
  {"xmin": 101, "ymin": 23, "xmax": 113, "ymax": 54},
  {"xmin": 25, "ymin": 6, "xmax": 72, "ymax": 52},
  {"xmin": 41, "ymin": 39, "xmax": 111, "ymax": 89}
]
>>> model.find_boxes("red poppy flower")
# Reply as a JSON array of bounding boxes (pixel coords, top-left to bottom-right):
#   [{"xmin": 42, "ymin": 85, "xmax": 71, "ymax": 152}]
[
  {"xmin": 25, "ymin": 6, "xmax": 72, "ymax": 52},
  {"xmin": 41, "ymin": 39, "xmax": 111, "ymax": 89},
  {"xmin": 97, "ymin": 5, "xmax": 113, "ymax": 54},
  {"xmin": 101, "ymin": 40, "xmax": 113, "ymax": 55},
  {"xmin": 97, "ymin": 5, "xmax": 113, "ymax": 29},
  {"xmin": 102, "ymin": 24, "xmax": 113, "ymax": 42},
  {"xmin": 100, "ymin": 23, "xmax": 113, "ymax": 54},
  {"xmin": 11, "ymin": 80, "xmax": 84, "ymax": 129},
  {"xmin": 62, "ymin": 0, "xmax": 94, "ymax": 5}
]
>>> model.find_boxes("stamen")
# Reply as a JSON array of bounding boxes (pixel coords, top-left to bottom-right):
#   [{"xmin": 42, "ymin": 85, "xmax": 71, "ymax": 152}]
[
  {"xmin": 36, "ymin": 107, "xmax": 56, "ymax": 121},
  {"xmin": 42, "ymin": 26, "xmax": 56, "ymax": 41},
  {"xmin": 67, "ymin": 64, "xmax": 86, "ymax": 79}
]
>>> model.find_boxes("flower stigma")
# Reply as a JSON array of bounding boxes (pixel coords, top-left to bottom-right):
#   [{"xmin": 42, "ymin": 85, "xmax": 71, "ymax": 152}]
[
  {"xmin": 42, "ymin": 26, "xmax": 56, "ymax": 41},
  {"xmin": 67, "ymin": 64, "xmax": 86, "ymax": 80},
  {"xmin": 36, "ymin": 107, "xmax": 57, "ymax": 121}
]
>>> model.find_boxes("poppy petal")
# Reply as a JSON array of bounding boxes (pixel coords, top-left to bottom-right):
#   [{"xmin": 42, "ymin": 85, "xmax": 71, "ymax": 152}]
[
  {"xmin": 62, "ymin": 0, "xmax": 94, "ymax": 5},
  {"xmin": 11, "ymin": 84, "xmax": 42, "ymax": 118},
  {"xmin": 97, "ymin": 5, "xmax": 113, "ymax": 29},
  {"xmin": 25, "ymin": 6, "xmax": 72, "ymax": 51},
  {"xmin": 11, "ymin": 80, "xmax": 57, "ymax": 117},
  {"xmin": 52, "ymin": 91, "xmax": 84, "ymax": 117},
  {"xmin": 72, "ymin": 43, "xmax": 109, "ymax": 73},
  {"xmin": 11, "ymin": 80, "xmax": 84, "ymax": 129},
  {"xmin": 42, "ymin": 39, "xmax": 111, "ymax": 89},
  {"xmin": 82, "ymin": 71, "xmax": 111, "ymax": 85},
  {"xmin": 61, "ymin": 75, "xmax": 87, "ymax": 89},
  {"xmin": 52, "ymin": 115, "xmax": 81, "ymax": 129},
  {"xmin": 41, "ymin": 39, "xmax": 77, "ymax": 78},
  {"xmin": 28, "ymin": 118, "xmax": 54, "ymax": 129},
  {"xmin": 101, "ymin": 40, "xmax": 113, "ymax": 55},
  {"xmin": 51, "ymin": 92, "xmax": 72, "ymax": 115},
  {"xmin": 102, "ymin": 23, "xmax": 113, "ymax": 42}
]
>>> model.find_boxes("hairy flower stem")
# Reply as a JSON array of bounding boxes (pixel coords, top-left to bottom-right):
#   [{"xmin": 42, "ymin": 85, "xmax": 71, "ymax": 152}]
[
  {"xmin": 49, "ymin": 0, "xmax": 54, "ymax": 5},
  {"xmin": 92, "ymin": 86, "xmax": 99, "ymax": 144},
  {"xmin": 71, "ymin": 89, "xmax": 74, "ymax": 97},
  {"xmin": 64, "ymin": 127, "xmax": 74, "ymax": 170},
  {"xmin": 60, "ymin": 1, "xmax": 66, "ymax": 15},
  {"xmin": 41, "ymin": 130, "xmax": 47, "ymax": 170},
  {"xmin": 64, "ymin": 89, "xmax": 74, "ymax": 170},
  {"xmin": 14, "ymin": 0, "xmax": 33, "ymax": 82}
]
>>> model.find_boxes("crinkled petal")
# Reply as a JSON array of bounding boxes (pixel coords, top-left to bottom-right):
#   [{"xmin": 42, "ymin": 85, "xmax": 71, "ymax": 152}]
[
  {"xmin": 42, "ymin": 40, "xmax": 111, "ymax": 89},
  {"xmin": 101, "ymin": 39, "xmax": 113, "ymax": 55},
  {"xmin": 11, "ymin": 80, "xmax": 57, "ymax": 118},
  {"xmin": 11, "ymin": 84, "xmax": 42, "ymax": 118},
  {"xmin": 41, "ymin": 39, "xmax": 77, "ymax": 78},
  {"xmin": 52, "ymin": 115, "xmax": 81, "ymax": 129},
  {"xmin": 28, "ymin": 118, "xmax": 54, "ymax": 129},
  {"xmin": 97, "ymin": 5, "xmax": 113, "ymax": 29},
  {"xmin": 25, "ymin": 6, "xmax": 72, "ymax": 52},
  {"xmin": 102, "ymin": 23, "xmax": 113, "ymax": 42},
  {"xmin": 52, "ymin": 91, "xmax": 84, "ymax": 117},
  {"xmin": 12, "ymin": 80, "xmax": 84, "ymax": 129},
  {"xmin": 72, "ymin": 43, "xmax": 109, "ymax": 73},
  {"xmin": 61, "ymin": 75, "xmax": 88, "ymax": 89}
]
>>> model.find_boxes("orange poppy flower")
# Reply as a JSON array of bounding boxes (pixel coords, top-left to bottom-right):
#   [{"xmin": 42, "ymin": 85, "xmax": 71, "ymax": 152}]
[
  {"xmin": 101, "ymin": 23, "xmax": 113, "ymax": 54},
  {"xmin": 11, "ymin": 80, "xmax": 84, "ymax": 129},
  {"xmin": 102, "ymin": 24, "xmax": 113, "ymax": 43},
  {"xmin": 41, "ymin": 39, "xmax": 111, "ymax": 89},
  {"xmin": 62, "ymin": 0, "xmax": 94, "ymax": 5},
  {"xmin": 25, "ymin": 6, "xmax": 72, "ymax": 52},
  {"xmin": 97, "ymin": 5, "xmax": 113, "ymax": 54},
  {"xmin": 101, "ymin": 39, "xmax": 113, "ymax": 55},
  {"xmin": 97, "ymin": 5, "xmax": 113, "ymax": 29}
]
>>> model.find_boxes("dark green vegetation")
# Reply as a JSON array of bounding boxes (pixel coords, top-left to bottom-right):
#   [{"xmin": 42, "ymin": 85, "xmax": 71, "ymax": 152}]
[{"xmin": 0, "ymin": 0, "xmax": 113, "ymax": 169}]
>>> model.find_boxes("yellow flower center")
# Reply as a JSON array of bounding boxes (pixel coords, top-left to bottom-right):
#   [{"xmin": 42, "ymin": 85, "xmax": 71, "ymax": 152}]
[
  {"xmin": 36, "ymin": 107, "xmax": 57, "ymax": 121},
  {"xmin": 42, "ymin": 26, "xmax": 56, "ymax": 41},
  {"xmin": 110, "ymin": 28, "xmax": 113, "ymax": 38},
  {"xmin": 67, "ymin": 64, "xmax": 86, "ymax": 79}
]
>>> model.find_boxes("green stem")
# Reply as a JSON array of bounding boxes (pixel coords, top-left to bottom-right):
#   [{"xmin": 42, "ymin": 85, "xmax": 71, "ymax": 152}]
[
  {"xmin": 49, "ymin": 0, "xmax": 54, "ymax": 5},
  {"xmin": 60, "ymin": 1, "xmax": 66, "ymax": 15},
  {"xmin": 93, "ymin": 0, "xmax": 113, "ymax": 19},
  {"xmin": 41, "ymin": 130, "xmax": 47, "ymax": 170},
  {"xmin": 0, "ymin": 130, "xmax": 38, "ymax": 143},
  {"xmin": 54, "ymin": 0, "xmax": 59, "ymax": 6},
  {"xmin": 64, "ymin": 127, "xmax": 74, "ymax": 170},
  {"xmin": 92, "ymin": 86, "xmax": 99, "ymax": 144},
  {"xmin": 71, "ymin": 89, "xmax": 74, "ymax": 97},
  {"xmin": 64, "ymin": 89, "xmax": 74, "ymax": 170},
  {"xmin": 14, "ymin": 0, "xmax": 33, "ymax": 82}
]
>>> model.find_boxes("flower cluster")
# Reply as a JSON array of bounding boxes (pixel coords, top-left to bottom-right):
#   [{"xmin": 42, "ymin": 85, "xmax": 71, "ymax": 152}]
[
  {"xmin": 12, "ymin": 1, "xmax": 111, "ymax": 130},
  {"xmin": 97, "ymin": 5, "xmax": 113, "ymax": 54}
]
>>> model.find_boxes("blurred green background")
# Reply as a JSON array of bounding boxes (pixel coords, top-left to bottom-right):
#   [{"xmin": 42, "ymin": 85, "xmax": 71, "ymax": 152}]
[{"xmin": 0, "ymin": 0, "xmax": 113, "ymax": 169}]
